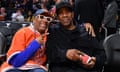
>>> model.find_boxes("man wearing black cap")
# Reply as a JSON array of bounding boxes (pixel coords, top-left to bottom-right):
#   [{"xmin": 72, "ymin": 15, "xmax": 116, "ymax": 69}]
[
  {"xmin": 46, "ymin": 1, "xmax": 106, "ymax": 72},
  {"xmin": 0, "ymin": 9, "xmax": 53, "ymax": 72}
]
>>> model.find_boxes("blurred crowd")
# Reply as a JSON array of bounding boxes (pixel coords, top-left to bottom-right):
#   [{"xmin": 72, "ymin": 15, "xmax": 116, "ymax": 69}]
[
  {"xmin": 0, "ymin": 0, "xmax": 74, "ymax": 22},
  {"xmin": 0, "ymin": 0, "xmax": 119, "ymax": 22},
  {"xmin": 0, "ymin": 0, "xmax": 120, "ymax": 33}
]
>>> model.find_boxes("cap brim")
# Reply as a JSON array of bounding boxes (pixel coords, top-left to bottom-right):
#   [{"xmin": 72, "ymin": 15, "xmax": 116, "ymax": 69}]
[{"xmin": 40, "ymin": 12, "xmax": 53, "ymax": 17}]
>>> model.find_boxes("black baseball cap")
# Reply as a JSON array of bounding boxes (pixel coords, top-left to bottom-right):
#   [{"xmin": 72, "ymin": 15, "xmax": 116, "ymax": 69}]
[{"xmin": 56, "ymin": 1, "xmax": 73, "ymax": 15}]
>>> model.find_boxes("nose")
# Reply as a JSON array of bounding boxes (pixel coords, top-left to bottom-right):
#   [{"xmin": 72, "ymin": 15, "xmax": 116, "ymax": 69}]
[
  {"xmin": 63, "ymin": 13, "xmax": 67, "ymax": 17},
  {"xmin": 40, "ymin": 18, "xmax": 49, "ymax": 25}
]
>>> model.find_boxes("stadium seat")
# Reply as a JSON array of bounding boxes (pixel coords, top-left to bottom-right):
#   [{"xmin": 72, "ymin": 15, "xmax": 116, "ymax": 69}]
[
  {"xmin": 0, "ymin": 32, "xmax": 6, "ymax": 65},
  {"xmin": 103, "ymin": 33, "xmax": 120, "ymax": 66}
]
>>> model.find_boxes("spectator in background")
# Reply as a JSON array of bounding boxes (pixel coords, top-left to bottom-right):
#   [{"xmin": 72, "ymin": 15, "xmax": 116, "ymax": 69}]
[
  {"xmin": 25, "ymin": 10, "xmax": 34, "ymax": 22},
  {"xmin": 11, "ymin": 8, "xmax": 25, "ymax": 22},
  {"xmin": 46, "ymin": 2, "xmax": 106, "ymax": 72},
  {"xmin": 33, "ymin": 0, "xmax": 41, "ymax": 13},
  {"xmin": 0, "ymin": 7, "xmax": 7, "ymax": 21},
  {"xmin": 0, "ymin": 0, "xmax": 7, "ymax": 8},
  {"xmin": 40, "ymin": 0, "xmax": 51, "ymax": 10},
  {"xmin": 74, "ymin": 0, "xmax": 104, "ymax": 41},
  {"xmin": 68, "ymin": 0, "xmax": 74, "ymax": 6},
  {"xmin": 49, "ymin": 0, "xmax": 61, "ymax": 18},
  {"xmin": 22, "ymin": 0, "xmax": 33, "ymax": 14},
  {"xmin": 100, "ymin": 0, "xmax": 118, "ymax": 36},
  {"xmin": 40, "ymin": 3, "xmax": 48, "ymax": 10},
  {"xmin": 14, "ymin": 0, "xmax": 21, "ymax": 9},
  {"xmin": 0, "ymin": 9, "xmax": 53, "ymax": 72}
]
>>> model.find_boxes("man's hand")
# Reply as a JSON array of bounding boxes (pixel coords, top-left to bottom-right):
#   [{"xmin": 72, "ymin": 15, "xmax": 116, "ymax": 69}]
[
  {"xmin": 84, "ymin": 23, "xmax": 96, "ymax": 37},
  {"xmin": 36, "ymin": 33, "xmax": 49, "ymax": 45},
  {"xmin": 83, "ymin": 56, "xmax": 96, "ymax": 69},
  {"xmin": 66, "ymin": 49, "xmax": 83, "ymax": 61}
]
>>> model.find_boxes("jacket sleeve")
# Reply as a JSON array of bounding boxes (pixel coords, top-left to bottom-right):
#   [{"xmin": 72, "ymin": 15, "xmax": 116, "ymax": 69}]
[
  {"xmin": 46, "ymin": 27, "xmax": 68, "ymax": 64},
  {"xmin": 102, "ymin": 1, "xmax": 118, "ymax": 25},
  {"xmin": 8, "ymin": 40, "xmax": 41, "ymax": 67},
  {"xmin": 91, "ymin": 37, "xmax": 106, "ymax": 69}
]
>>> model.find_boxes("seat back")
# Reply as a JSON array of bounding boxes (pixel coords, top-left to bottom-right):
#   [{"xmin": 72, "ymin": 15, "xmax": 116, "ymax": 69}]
[
  {"xmin": 0, "ymin": 32, "xmax": 6, "ymax": 57},
  {"xmin": 103, "ymin": 33, "xmax": 120, "ymax": 66},
  {"xmin": 0, "ymin": 26, "xmax": 13, "ymax": 52},
  {"xmin": 9, "ymin": 22, "xmax": 22, "ymax": 34}
]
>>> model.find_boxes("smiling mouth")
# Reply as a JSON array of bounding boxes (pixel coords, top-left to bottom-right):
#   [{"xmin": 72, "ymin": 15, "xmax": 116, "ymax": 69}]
[
  {"xmin": 63, "ymin": 18, "xmax": 69, "ymax": 21},
  {"xmin": 40, "ymin": 25, "xmax": 47, "ymax": 28}
]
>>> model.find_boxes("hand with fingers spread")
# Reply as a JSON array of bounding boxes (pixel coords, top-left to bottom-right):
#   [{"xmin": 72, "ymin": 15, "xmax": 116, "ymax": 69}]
[
  {"xmin": 36, "ymin": 32, "xmax": 49, "ymax": 45},
  {"xmin": 66, "ymin": 49, "xmax": 83, "ymax": 61},
  {"xmin": 84, "ymin": 23, "xmax": 96, "ymax": 37}
]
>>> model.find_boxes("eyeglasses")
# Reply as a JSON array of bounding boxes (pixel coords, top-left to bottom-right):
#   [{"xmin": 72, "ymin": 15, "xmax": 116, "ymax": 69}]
[{"xmin": 36, "ymin": 15, "xmax": 53, "ymax": 22}]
